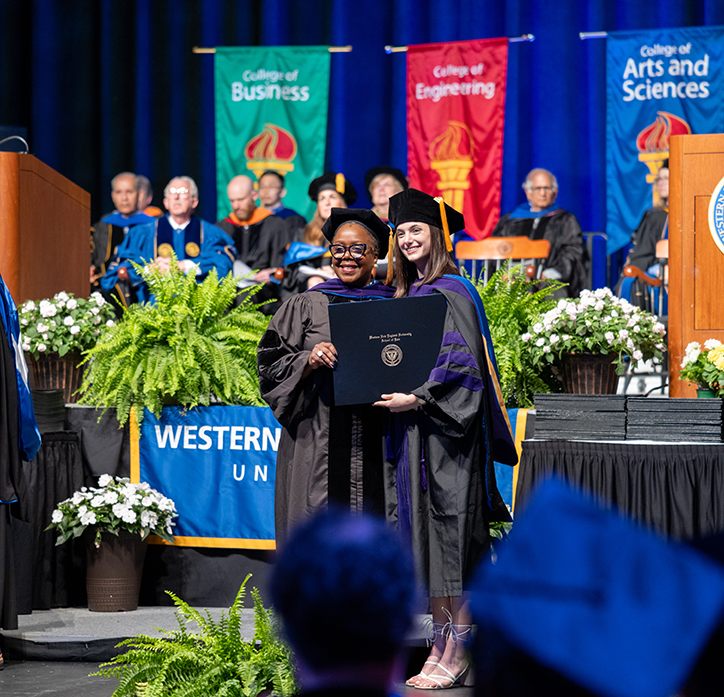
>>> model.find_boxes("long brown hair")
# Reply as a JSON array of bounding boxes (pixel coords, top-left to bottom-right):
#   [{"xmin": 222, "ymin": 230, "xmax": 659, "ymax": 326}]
[
  {"xmin": 304, "ymin": 195, "xmax": 348, "ymax": 246},
  {"xmin": 393, "ymin": 223, "xmax": 459, "ymax": 297}
]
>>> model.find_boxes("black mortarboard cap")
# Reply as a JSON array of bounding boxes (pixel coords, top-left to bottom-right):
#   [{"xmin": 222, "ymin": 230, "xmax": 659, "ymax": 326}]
[
  {"xmin": 321, "ymin": 208, "xmax": 391, "ymax": 249},
  {"xmin": 308, "ymin": 172, "xmax": 357, "ymax": 206},
  {"xmin": 388, "ymin": 188, "xmax": 465, "ymax": 234},
  {"xmin": 470, "ymin": 479, "xmax": 724, "ymax": 697},
  {"xmin": 364, "ymin": 167, "xmax": 409, "ymax": 197}
]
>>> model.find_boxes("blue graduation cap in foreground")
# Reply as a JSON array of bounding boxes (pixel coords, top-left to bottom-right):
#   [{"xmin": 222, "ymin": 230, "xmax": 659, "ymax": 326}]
[{"xmin": 471, "ymin": 480, "xmax": 724, "ymax": 697}]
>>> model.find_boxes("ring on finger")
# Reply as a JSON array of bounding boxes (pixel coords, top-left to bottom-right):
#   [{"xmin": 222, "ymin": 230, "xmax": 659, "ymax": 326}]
[{"xmin": 317, "ymin": 350, "xmax": 323, "ymax": 357}]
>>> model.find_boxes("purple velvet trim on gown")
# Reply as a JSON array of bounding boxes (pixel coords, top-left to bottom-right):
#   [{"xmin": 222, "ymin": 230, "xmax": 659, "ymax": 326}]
[{"xmin": 306, "ymin": 277, "xmax": 395, "ymax": 299}]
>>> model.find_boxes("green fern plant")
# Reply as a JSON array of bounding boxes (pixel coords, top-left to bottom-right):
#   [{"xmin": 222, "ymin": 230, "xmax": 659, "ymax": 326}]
[
  {"xmin": 471, "ymin": 266, "xmax": 564, "ymax": 408},
  {"xmin": 92, "ymin": 575, "xmax": 297, "ymax": 697},
  {"xmin": 78, "ymin": 259, "xmax": 270, "ymax": 425}
]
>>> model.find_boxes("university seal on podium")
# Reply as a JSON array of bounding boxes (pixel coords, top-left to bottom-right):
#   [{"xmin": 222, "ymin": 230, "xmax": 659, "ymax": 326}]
[{"xmin": 708, "ymin": 175, "xmax": 724, "ymax": 256}]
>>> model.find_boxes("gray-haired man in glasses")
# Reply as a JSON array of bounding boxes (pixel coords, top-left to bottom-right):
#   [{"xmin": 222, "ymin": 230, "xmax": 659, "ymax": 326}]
[
  {"xmin": 100, "ymin": 176, "xmax": 237, "ymax": 305},
  {"xmin": 491, "ymin": 167, "xmax": 587, "ymax": 298}
]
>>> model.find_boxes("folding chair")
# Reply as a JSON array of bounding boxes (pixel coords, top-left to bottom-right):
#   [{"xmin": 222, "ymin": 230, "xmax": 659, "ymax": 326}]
[{"xmin": 455, "ymin": 237, "xmax": 551, "ymax": 284}]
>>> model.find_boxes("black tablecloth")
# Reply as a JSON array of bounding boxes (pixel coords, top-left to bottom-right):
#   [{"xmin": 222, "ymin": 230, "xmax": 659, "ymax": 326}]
[{"xmin": 516, "ymin": 440, "xmax": 724, "ymax": 539}]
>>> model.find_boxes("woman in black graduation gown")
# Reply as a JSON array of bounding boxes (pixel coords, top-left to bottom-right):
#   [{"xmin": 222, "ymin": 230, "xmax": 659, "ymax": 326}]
[
  {"xmin": 374, "ymin": 189, "xmax": 517, "ymax": 690},
  {"xmin": 257, "ymin": 209, "xmax": 394, "ymax": 542}
]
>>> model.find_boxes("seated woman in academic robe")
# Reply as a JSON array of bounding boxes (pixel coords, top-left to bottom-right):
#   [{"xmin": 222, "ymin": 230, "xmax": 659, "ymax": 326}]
[
  {"xmin": 375, "ymin": 188, "xmax": 517, "ymax": 690},
  {"xmin": 257, "ymin": 208, "xmax": 395, "ymax": 543}
]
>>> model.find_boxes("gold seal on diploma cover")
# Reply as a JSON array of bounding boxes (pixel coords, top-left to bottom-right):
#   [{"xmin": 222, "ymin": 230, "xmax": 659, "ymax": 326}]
[
  {"xmin": 185, "ymin": 242, "xmax": 200, "ymax": 257},
  {"xmin": 381, "ymin": 344, "xmax": 403, "ymax": 367},
  {"xmin": 157, "ymin": 243, "xmax": 174, "ymax": 258}
]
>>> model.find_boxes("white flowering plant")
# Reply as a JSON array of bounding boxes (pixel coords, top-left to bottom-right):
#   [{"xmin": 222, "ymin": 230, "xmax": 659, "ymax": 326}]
[
  {"xmin": 679, "ymin": 340, "xmax": 724, "ymax": 395},
  {"xmin": 524, "ymin": 288, "xmax": 666, "ymax": 374},
  {"xmin": 47, "ymin": 475, "xmax": 177, "ymax": 547},
  {"xmin": 19, "ymin": 291, "xmax": 117, "ymax": 360}
]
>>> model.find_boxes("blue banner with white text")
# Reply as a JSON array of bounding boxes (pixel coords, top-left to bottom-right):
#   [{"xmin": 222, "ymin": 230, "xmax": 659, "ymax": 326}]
[
  {"xmin": 131, "ymin": 406, "xmax": 280, "ymax": 549},
  {"xmin": 606, "ymin": 26, "xmax": 724, "ymax": 254}
]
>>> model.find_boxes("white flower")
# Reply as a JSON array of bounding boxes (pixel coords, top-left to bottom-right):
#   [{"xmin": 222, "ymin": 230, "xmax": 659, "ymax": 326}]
[
  {"xmin": 92, "ymin": 292, "xmax": 106, "ymax": 306},
  {"xmin": 585, "ymin": 320, "xmax": 592, "ymax": 327},
  {"xmin": 39, "ymin": 300, "xmax": 57, "ymax": 318},
  {"xmin": 704, "ymin": 339, "xmax": 722, "ymax": 350},
  {"xmin": 126, "ymin": 494, "xmax": 141, "ymax": 506},
  {"xmin": 80, "ymin": 511, "xmax": 97, "ymax": 525},
  {"xmin": 63, "ymin": 316, "xmax": 75, "ymax": 326},
  {"xmin": 594, "ymin": 300, "xmax": 605, "ymax": 311},
  {"xmin": 656, "ymin": 343, "xmax": 664, "ymax": 350},
  {"xmin": 23, "ymin": 301, "xmax": 36, "ymax": 311},
  {"xmin": 94, "ymin": 316, "xmax": 101, "ymax": 325},
  {"xmin": 21, "ymin": 318, "xmax": 28, "ymax": 326},
  {"xmin": 91, "ymin": 495, "xmax": 105, "ymax": 507},
  {"xmin": 533, "ymin": 323, "xmax": 543, "ymax": 334},
  {"xmin": 627, "ymin": 318, "xmax": 637, "ymax": 327},
  {"xmin": 141, "ymin": 510, "xmax": 158, "ymax": 528},
  {"xmin": 633, "ymin": 325, "xmax": 640, "ymax": 332},
  {"xmin": 55, "ymin": 292, "xmax": 69, "ymax": 302},
  {"xmin": 619, "ymin": 330, "xmax": 629, "ymax": 339},
  {"xmin": 98, "ymin": 474, "xmax": 113, "ymax": 487},
  {"xmin": 112, "ymin": 503, "xmax": 127, "ymax": 518},
  {"xmin": 521, "ymin": 333, "xmax": 532, "ymax": 342},
  {"xmin": 78, "ymin": 505, "xmax": 88, "ymax": 516},
  {"xmin": 549, "ymin": 334, "xmax": 559, "ymax": 344},
  {"xmin": 106, "ymin": 319, "xmax": 115, "ymax": 327},
  {"xmin": 41, "ymin": 333, "xmax": 48, "ymax": 340},
  {"xmin": 51, "ymin": 509, "xmax": 64, "ymax": 523},
  {"xmin": 536, "ymin": 337, "xmax": 545, "ymax": 347},
  {"xmin": 142, "ymin": 496, "xmax": 154, "ymax": 507},
  {"xmin": 72, "ymin": 492, "xmax": 84, "ymax": 505},
  {"xmin": 543, "ymin": 345, "xmax": 551, "ymax": 353},
  {"xmin": 91, "ymin": 307, "xmax": 101, "ymax": 316},
  {"xmin": 633, "ymin": 350, "xmax": 643, "ymax": 361},
  {"xmin": 121, "ymin": 509, "xmax": 137, "ymax": 524},
  {"xmin": 654, "ymin": 322, "xmax": 666, "ymax": 336},
  {"xmin": 22, "ymin": 340, "xmax": 31, "ymax": 351},
  {"xmin": 37, "ymin": 343, "xmax": 47, "ymax": 352},
  {"xmin": 605, "ymin": 331, "xmax": 614, "ymax": 343},
  {"xmin": 37, "ymin": 323, "xmax": 48, "ymax": 333},
  {"xmin": 594, "ymin": 288, "xmax": 608, "ymax": 299},
  {"xmin": 104, "ymin": 491, "xmax": 119, "ymax": 505},
  {"xmin": 611, "ymin": 310, "xmax": 618, "ymax": 318},
  {"xmin": 543, "ymin": 323, "xmax": 553, "ymax": 331},
  {"xmin": 70, "ymin": 325, "xmax": 80, "ymax": 335},
  {"xmin": 627, "ymin": 338, "xmax": 635, "ymax": 350},
  {"xmin": 562, "ymin": 335, "xmax": 570, "ymax": 341},
  {"xmin": 66, "ymin": 298, "xmax": 78, "ymax": 310},
  {"xmin": 159, "ymin": 498, "xmax": 175, "ymax": 512}
]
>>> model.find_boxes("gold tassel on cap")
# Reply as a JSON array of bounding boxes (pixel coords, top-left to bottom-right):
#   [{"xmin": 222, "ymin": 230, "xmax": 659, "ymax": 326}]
[
  {"xmin": 434, "ymin": 196, "xmax": 453, "ymax": 253},
  {"xmin": 335, "ymin": 173, "xmax": 346, "ymax": 195},
  {"xmin": 385, "ymin": 225, "xmax": 395, "ymax": 285}
]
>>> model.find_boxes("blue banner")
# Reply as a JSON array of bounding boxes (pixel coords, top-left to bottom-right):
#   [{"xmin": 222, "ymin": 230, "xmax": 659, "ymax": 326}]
[
  {"xmin": 131, "ymin": 406, "xmax": 280, "ymax": 549},
  {"xmin": 606, "ymin": 26, "xmax": 724, "ymax": 254}
]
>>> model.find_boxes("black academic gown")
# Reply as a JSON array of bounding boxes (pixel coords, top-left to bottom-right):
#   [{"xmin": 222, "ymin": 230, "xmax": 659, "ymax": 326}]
[
  {"xmin": 385, "ymin": 277, "xmax": 515, "ymax": 599},
  {"xmin": 257, "ymin": 283, "xmax": 393, "ymax": 542},
  {"xmin": 492, "ymin": 210, "xmax": 588, "ymax": 298},
  {"xmin": 625, "ymin": 208, "xmax": 668, "ymax": 273}
]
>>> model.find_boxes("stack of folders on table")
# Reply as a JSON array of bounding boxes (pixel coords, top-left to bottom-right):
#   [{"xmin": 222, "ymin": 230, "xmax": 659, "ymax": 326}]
[
  {"xmin": 626, "ymin": 397, "xmax": 723, "ymax": 442},
  {"xmin": 533, "ymin": 394, "xmax": 627, "ymax": 441}
]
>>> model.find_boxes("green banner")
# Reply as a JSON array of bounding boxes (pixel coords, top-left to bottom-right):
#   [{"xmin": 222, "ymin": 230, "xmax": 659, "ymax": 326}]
[{"xmin": 214, "ymin": 46, "xmax": 330, "ymax": 221}]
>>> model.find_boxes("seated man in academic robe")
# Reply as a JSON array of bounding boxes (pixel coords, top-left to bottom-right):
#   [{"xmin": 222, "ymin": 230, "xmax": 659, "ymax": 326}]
[
  {"xmin": 90, "ymin": 172, "xmax": 155, "ymax": 305},
  {"xmin": 256, "ymin": 170, "xmax": 306, "ymax": 239},
  {"xmin": 492, "ymin": 168, "xmax": 587, "ymax": 298},
  {"xmin": 101, "ymin": 176, "xmax": 236, "ymax": 304},
  {"xmin": 217, "ymin": 175, "xmax": 294, "ymax": 314}
]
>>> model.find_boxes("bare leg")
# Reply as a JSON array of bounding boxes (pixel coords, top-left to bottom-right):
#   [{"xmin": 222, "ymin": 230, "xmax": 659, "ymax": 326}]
[
  {"xmin": 405, "ymin": 597, "xmax": 451, "ymax": 686},
  {"xmin": 413, "ymin": 597, "xmax": 471, "ymax": 689}
]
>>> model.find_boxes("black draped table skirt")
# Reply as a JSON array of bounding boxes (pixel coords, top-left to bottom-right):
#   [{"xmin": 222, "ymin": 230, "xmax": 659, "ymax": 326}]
[{"xmin": 516, "ymin": 440, "xmax": 724, "ymax": 540}]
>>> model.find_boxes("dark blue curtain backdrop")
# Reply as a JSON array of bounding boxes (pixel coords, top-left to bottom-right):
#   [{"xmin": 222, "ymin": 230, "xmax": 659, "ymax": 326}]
[{"xmin": 1, "ymin": 0, "xmax": 723, "ymax": 232}]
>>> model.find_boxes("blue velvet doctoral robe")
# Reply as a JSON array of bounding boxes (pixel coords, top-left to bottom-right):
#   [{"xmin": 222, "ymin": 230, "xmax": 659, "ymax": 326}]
[{"xmin": 100, "ymin": 216, "xmax": 237, "ymax": 303}]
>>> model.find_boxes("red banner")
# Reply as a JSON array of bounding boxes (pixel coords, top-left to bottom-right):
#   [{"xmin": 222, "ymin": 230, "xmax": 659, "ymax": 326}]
[{"xmin": 407, "ymin": 38, "xmax": 508, "ymax": 240}]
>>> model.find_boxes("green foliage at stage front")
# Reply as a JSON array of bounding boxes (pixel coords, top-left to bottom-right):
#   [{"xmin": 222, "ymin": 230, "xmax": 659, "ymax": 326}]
[
  {"xmin": 77, "ymin": 257, "xmax": 270, "ymax": 426},
  {"xmin": 471, "ymin": 265, "xmax": 565, "ymax": 408},
  {"xmin": 92, "ymin": 574, "xmax": 297, "ymax": 697}
]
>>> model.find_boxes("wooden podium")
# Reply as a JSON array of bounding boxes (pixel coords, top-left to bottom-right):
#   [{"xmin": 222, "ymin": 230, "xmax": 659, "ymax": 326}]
[
  {"xmin": 669, "ymin": 134, "xmax": 724, "ymax": 398},
  {"xmin": 0, "ymin": 153, "xmax": 90, "ymax": 304}
]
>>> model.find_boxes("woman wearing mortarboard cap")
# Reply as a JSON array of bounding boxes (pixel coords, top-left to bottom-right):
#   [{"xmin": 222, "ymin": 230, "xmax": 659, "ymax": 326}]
[
  {"xmin": 257, "ymin": 209, "xmax": 394, "ymax": 542},
  {"xmin": 302, "ymin": 172, "xmax": 357, "ymax": 247},
  {"xmin": 364, "ymin": 166, "xmax": 408, "ymax": 222},
  {"xmin": 373, "ymin": 188, "xmax": 517, "ymax": 689}
]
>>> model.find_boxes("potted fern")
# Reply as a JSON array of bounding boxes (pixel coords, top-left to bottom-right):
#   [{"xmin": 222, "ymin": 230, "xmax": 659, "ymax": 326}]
[
  {"xmin": 78, "ymin": 259, "xmax": 270, "ymax": 425},
  {"xmin": 93, "ymin": 575, "xmax": 297, "ymax": 697},
  {"xmin": 470, "ymin": 266, "xmax": 565, "ymax": 407}
]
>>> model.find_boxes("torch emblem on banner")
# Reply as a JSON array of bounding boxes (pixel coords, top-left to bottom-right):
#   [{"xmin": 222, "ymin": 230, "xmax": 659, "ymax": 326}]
[
  {"xmin": 244, "ymin": 123, "xmax": 298, "ymax": 181},
  {"xmin": 636, "ymin": 111, "xmax": 690, "ymax": 206},
  {"xmin": 429, "ymin": 121, "xmax": 474, "ymax": 211}
]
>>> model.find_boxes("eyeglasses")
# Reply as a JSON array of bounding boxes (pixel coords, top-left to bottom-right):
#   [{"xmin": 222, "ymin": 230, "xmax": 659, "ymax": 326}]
[
  {"xmin": 330, "ymin": 243, "xmax": 368, "ymax": 259},
  {"xmin": 530, "ymin": 186, "xmax": 554, "ymax": 193},
  {"xmin": 168, "ymin": 187, "xmax": 191, "ymax": 197}
]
